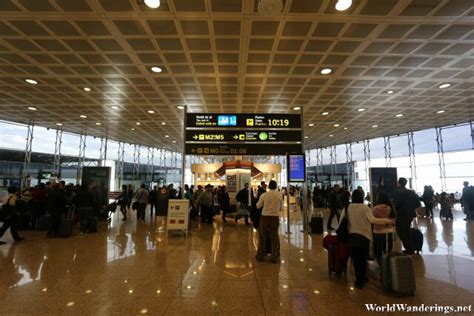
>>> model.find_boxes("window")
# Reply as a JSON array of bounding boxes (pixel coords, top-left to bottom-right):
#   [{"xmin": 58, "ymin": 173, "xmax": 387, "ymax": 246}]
[
  {"xmin": 442, "ymin": 124, "xmax": 472, "ymax": 152},
  {"xmin": 62, "ymin": 132, "xmax": 81, "ymax": 157},
  {"xmin": 32, "ymin": 126, "xmax": 56, "ymax": 154},
  {"xmin": 0, "ymin": 121, "xmax": 27, "ymax": 151}
]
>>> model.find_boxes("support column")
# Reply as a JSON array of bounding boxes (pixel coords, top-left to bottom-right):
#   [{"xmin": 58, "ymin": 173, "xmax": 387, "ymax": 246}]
[
  {"xmin": 146, "ymin": 147, "xmax": 155, "ymax": 183},
  {"xmin": 316, "ymin": 148, "xmax": 323, "ymax": 184},
  {"xmin": 436, "ymin": 127, "xmax": 447, "ymax": 192},
  {"xmin": 53, "ymin": 127, "xmax": 63, "ymax": 178},
  {"xmin": 117, "ymin": 141, "xmax": 125, "ymax": 190},
  {"xmin": 384, "ymin": 136, "xmax": 392, "ymax": 167},
  {"xmin": 77, "ymin": 134, "xmax": 86, "ymax": 184},
  {"xmin": 22, "ymin": 123, "xmax": 34, "ymax": 188},
  {"xmin": 99, "ymin": 137, "xmax": 107, "ymax": 167},
  {"xmin": 363, "ymin": 139, "xmax": 371, "ymax": 189},
  {"xmin": 345, "ymin": 143, "xmax": 353, "ymax": 190},
  {"xmin": 330, "ymin": 145, "xmax": 337, "ymax": 184},
  {"xmin": 132, "ymin": 144, "xmax": 140, "ymax": 183},
  {"xmin": 408, "ymin": 132, "xmax": 417, "ymax": 190}
]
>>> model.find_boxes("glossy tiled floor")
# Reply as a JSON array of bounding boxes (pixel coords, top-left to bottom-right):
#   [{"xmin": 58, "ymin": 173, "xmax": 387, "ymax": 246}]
[{"xmin": 1, "ymin": 205, "xmax": 473, "ymax": 315}]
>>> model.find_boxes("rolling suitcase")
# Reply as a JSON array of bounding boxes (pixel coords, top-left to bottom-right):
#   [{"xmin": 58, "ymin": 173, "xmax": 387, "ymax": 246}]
[
  {"xmin": 410, "ymin": 228, "xmax": 423, "ymax": 253},
  {"xmin": 324, "ymin": 235, "xmax": 348, "ymax": 276},
  {"xmin": 309, "ymin": 212, "xmax": 323, "ymax": 234},
  {"xmin": 381, "ymin": 233, "xmax": 395, "ymax": 291},
  {"xmin": 57, "ymin": 209, "xmax": 73, "ymax": 237},
  {"xmin": 38, "ymin": 214, "xmax": 51, "ymax": 231},
  {"xmin": 390, "ymin": 253, "xmax": 416, "ymax": 296}
]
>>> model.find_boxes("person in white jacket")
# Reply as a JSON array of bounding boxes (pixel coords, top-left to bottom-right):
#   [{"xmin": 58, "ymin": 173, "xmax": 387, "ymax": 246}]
[{"xmin": 347, "ymin": 189, "xmax": 394, "ymax": 289}]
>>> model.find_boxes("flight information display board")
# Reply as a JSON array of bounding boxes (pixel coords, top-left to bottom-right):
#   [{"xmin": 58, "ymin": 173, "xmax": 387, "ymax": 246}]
[
  {"xmin": 288, "ymin": 154, "xmax": 306, "ymax": 182},
  {"xmin": 186, "ymin": 113, "xmax": 301, "ymax": 129},
  {"xmin": 185, "ymin": 112, "xmax": 303, "ymax": 156},
  {"xmin": 185, "ymin": 130, "xmax": 302, "ymax": 143},
  {"xmin": 185, "ymin": 144, "xmax": 302, "ymax": 156}
]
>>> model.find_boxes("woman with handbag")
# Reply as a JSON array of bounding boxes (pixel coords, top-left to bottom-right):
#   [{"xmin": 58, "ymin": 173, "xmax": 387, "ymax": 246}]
[
  {"xmin": 346, "ymin": 189, "xmax": 393, "ymax": 289},
  {"xmin": 0, "ymin": 186, "xmax": 24, "ymax": 245}
]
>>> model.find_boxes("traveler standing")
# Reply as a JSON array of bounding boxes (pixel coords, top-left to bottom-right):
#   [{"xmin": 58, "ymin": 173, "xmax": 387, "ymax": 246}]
[
  {"xmin": 46, "ymin": 183, "xmax": 67, "ymax": 237},
  {"xmin": 347, "ymin": 189, "xmax": 394, "ymax": 289},
  {"xmin": 422, "ymin": 185, "xmax": 435, "ymax": 219},
  {"xmin": 117, "ymin": 185, "xmax": 129, "ymax": 221},
  {"xmin": 197, "ymin": 184, "xmax": 214, "ymax": 223},
  {"xmin": 31, "ymin": 183, "xmax": 48, "ymax": 230},
  {"xmin": 371, "ymin": 191, "xmax": 396, "ymax": 267},
  {"xmin": 393, "ymin": 177, "xmax": 421, "ymax": 255},
  {"xmin": 127, "ymin": 185, "xmax": 134, "ymax": 210},
  {"xmin": 255, "ymin": 180, "xmax": 283, "ymax": 263},
  {"xmin": 252, "ymin": 181, "xmax": 267, "ymax": 228},
  {"xmin": 168, "ymin": 184, "xmax": 177, "ymax": 200},
  {"xmin": 236, "ymin": 183, "xmax": 252, "ymax": 225},
  {"xmin": 461, "ymin": 181, "xmax": 474, "ymax": 221},
  {"xmin": 219, "ymin": 186, "xmax": 230, "ymax": 222},
  {"xmin": 74, "ymin": 183, "xmax": 94, "ymax": 234},
  {"xmin": 327, "ymin": 185, "xmax": 342, "ymax": 230},
  {"xmin": 0, "ymin": 186, "xmax": 24, "ymax": 245},
  {"xmin": 134, "ymin": 184, "xmax": 149, "ymax": 222},
  {"xmin": 148, "ymin": 186, "xmax": 158, "ymax": 217}
]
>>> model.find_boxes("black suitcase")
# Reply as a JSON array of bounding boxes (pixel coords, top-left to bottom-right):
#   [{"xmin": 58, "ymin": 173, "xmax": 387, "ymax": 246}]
[
  {"xmin": 107, "ymin": 202, "xmax": 117, "ymax": 213},
  {"xmin": 38, "ymin": 214, "xmax": 51, "ymax": 231},
  {"xmin": 410, "ymin": 228, "xmax": 423, "ymax": 253},
  {"xmin": 309, "ymin": 214, "xmax": 323, "ymax": 234}
]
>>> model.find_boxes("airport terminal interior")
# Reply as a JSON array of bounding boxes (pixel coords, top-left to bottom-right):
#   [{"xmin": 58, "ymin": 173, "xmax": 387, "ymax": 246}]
[{"xmin": 0, "ymin": 0, "xmax": 473, "ymax": 315}]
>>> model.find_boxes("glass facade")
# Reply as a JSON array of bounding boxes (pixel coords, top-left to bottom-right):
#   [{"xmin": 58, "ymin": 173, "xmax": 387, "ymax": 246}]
[
  {"xmin": 0, "ymin": 120, "xmax": 182, "ymax": 193},
  {"xmin": 307, "ymin": 122, "xmax": 474, "ymax": 194}
]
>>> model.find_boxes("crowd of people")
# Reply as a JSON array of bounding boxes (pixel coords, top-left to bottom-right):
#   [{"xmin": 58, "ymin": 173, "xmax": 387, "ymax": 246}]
[{"xmin": 318, "ymin": 179, "xmax": 474, "ymax": 289}]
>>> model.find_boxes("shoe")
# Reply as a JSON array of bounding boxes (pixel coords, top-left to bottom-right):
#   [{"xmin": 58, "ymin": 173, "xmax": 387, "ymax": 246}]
[
  {"xmin": 14, "ymin": 237, "xmax": 24, "ymax": 242},
  {"xmin": 255, "ymin": 255, "xmax": 264, "ymax": 262},
  {"xmin": 0, "ymin": 241, "xmax": 6, "ymax": 245}
]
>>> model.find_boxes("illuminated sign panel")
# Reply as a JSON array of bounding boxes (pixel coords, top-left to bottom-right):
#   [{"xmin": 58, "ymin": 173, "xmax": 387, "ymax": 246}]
[
  {"xmin": 185, "ymin": 113, "xmax": 303, "ymax": 155},
  {"xmin": 185, "ymin": 130, "xmax": 302, "ymax": 143},
  {"xmin": 288, "ymin": 155, "xmax": 306, "ymax": 182},
  {"xmin": 186, "ymin": 113, "xmax": 301, "ymax": 129}
]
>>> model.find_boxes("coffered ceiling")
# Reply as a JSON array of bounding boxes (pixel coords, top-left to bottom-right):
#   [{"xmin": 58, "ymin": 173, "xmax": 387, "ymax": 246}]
[{"xmin": 0, "ymin": 0, "xmax": 472, "ymax": 151}]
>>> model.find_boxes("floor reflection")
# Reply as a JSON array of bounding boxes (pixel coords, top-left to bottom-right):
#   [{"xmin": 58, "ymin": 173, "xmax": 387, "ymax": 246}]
[{"xmin": 0, "ymin": 204, "xmax": 473, "ymax": 314}]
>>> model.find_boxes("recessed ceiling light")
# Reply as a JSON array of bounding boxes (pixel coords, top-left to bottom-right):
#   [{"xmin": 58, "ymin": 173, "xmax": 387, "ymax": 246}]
[
  {"xmin": 151, "ymin": 66, "xmax": 162, "ymax": 73},
  {"xmin": 165, "ymin": 135, "xmax": 169, "ymax": 138},
  {"xmin": 147, "ymin": 110, "xmax": 155, "ymax": 114},
  {"xmin": 333, "ymin": 124, "xmax": 340, "ymax": 127},
  {"xmin": 161, "ymin": 122, "xmax": 166, "ymax": 125},
  {"xmin": 95, "ymin": 122, "xmax": 102, "ymax": 125},
  {"xmin": 308, "ymin": 123, "xmax": 314, "ymax": 127},
  {"xmin": 111, "ymin": 106, "xmax": 119, "ymax": 110},
  {"xmin": 436, "ymin": 110, "xmax": 445, "ymax": 114},
  {"xmin": 395, "ymin": 114, "xmax": 403, "ymax": 118},
  {"xmin": 27, "ymin": 106, "xmax": 37, "ymax": 111},
  {"xmin": 83, "ymin": 87, "xmax": 91, "ymax": 92},
  {"xmin": 372, "ymin": 125, "xmax": 378, "ymax": 128},
  {"xmin": 136, "ymin": 122, "xmax": 141, "ymax": 125},
  {"xmin": 56, "ymin": 123, "xmax": 63, "ymax": 126},
  {"xmin": 80, "ymin": 115, "xmax": 87, "ymax": 119},
  {"xmin": 320, "ymin": 68, "xmax": 332, "ymax": 75},
  {"xmin": 144, "ymin": 0, "xmax": 161, "ymax": 9},
  {"xmin": 387, "ymin": 90, "xmax": 394, "ymax": 94},
  {"xmin": 304, "ymin": 136, "xmax": 309, "ymax": 139},
  {"xmin": 329, "ymin": 134, "xmax": 334, "ymax": 137},
  {"xmin": 439, "ymin": 83, "xmax": 451, "ymax": 89},
  {"xmin": 343, "ymin": 127, "xmax": 348, "ymax": 130},
  {"xmin": 293, "ymin": 106, "xmax": 301, "ymax": 110},
  {"xmin": 172, "ymin": 140, "xmax": 176, "ymax": 143},
  {"xmin": 357, "ymin": 108, "xmax": 366, "ymax": 112},
  {"xmin": 25, "ymin": 79, "xmax": 38, "ymax": 85},
  {"xmin": 131, "ymin": 128, "xmax": 135, "ymax": 131},
  {"xmin": 322, "ymin": 112, "xmax": 329, "ymax": 116},
  {"xmin": 177, "ymin": 105, "xmax": 185, "ymax": 110},
  {"xmin": 335, "ymin": 0, "xmax": 352, "ymax": 11}
]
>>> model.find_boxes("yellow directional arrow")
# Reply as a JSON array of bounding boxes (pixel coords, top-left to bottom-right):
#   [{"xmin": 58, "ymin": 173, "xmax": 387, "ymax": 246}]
[
  {"xmin": 233, "ymin": 135, "xmax": 239, "ymax": 140},
  {"xmin": 193, "ymin": 135, "xmax": 198, "ymax": 140}
]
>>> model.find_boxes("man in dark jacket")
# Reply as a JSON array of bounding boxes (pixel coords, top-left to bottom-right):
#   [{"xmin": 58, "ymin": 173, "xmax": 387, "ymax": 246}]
[
  {"xmin": 74, "ymin": 183, "xmax": 94, "ymax": 234},
  {"xmin": 236, "ymin": 183, "xmax": 252, "ymax": 225},
  {"xmin": 219, "ymin": 186, "xmax": 230, "ymax": 222},
  {"xmin": 327, "ymin": 185, "xmax": 342, "ymax": 230},
  {"xmin": 252, "ymin": 181, "xmax": 267, "ymax": 228},
  {"xmin": 393, "ymin": 177, "xmax": 421, "ymax": 254},
  {"xmin": 148, "ymin": 186, "xmax": 158, "ymax": 217},
  {"xmin": 47, "ymin": 183, "xmax": 67, "ymax": 237}
]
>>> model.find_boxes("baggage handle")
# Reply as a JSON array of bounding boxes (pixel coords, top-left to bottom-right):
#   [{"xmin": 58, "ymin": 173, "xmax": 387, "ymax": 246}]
[{"xmin": 384, "ymin": 230, "xmax": 396, "ymax": 255}]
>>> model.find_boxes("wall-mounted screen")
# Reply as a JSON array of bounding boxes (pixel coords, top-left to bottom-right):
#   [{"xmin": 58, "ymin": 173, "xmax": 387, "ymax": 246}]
[{"xmin": 288, "ymin": 154, "xmax": 305, "ymax": 182}]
